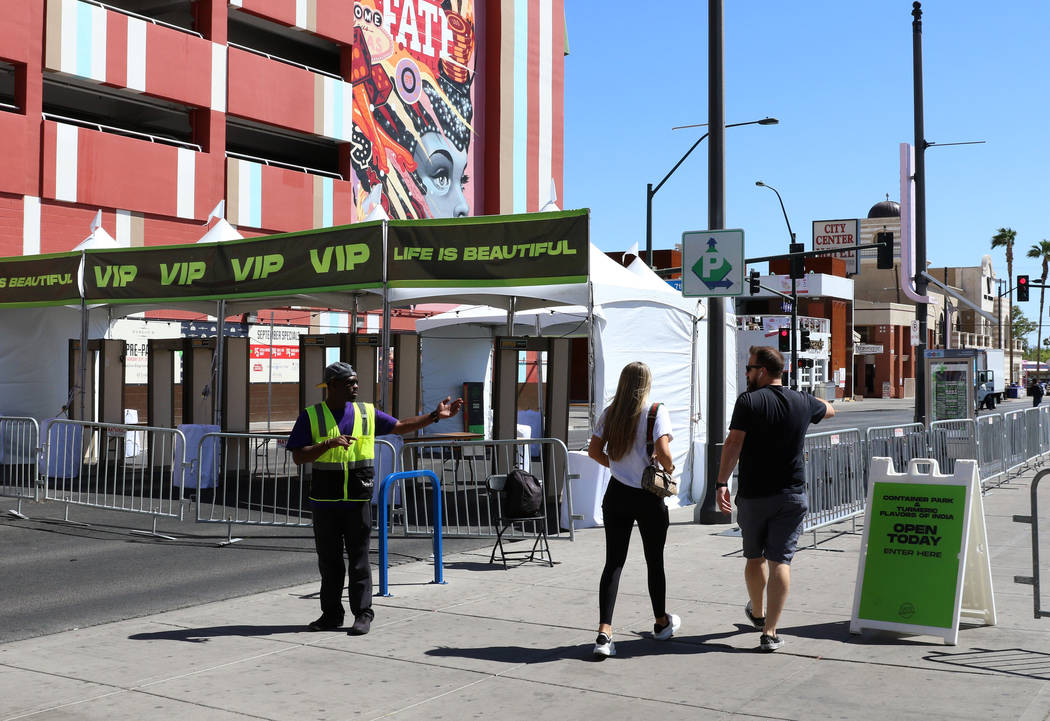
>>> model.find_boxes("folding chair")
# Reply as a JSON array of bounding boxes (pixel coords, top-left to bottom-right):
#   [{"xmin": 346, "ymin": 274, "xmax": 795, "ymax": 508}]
[{"xmin": 486, "ymin": 474, "xmax": 554, "ymax": 569}]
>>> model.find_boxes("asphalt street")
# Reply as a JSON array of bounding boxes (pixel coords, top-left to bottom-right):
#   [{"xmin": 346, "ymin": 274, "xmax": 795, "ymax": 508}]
[{"xmin": 0, "ymin": 502, "xmax": 491, "ymax": 644}]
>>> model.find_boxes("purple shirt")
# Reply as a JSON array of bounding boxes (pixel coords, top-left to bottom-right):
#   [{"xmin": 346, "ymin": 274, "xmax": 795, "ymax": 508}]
[{"xmin": 286, "ymin": 402, "xmax": 398, "ymax": 450}]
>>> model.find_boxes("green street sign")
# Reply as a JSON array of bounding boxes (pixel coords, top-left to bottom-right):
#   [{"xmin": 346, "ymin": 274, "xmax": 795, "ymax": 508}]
[{"xmin": 681, "ymin": 229, "xmax": 744, "ymax": 297}]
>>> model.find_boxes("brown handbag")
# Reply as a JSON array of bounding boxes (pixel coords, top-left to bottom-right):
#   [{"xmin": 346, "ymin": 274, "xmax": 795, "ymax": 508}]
[{"xmin": 640, "ymin": 402, "xmax": 677, "ymax": 498}]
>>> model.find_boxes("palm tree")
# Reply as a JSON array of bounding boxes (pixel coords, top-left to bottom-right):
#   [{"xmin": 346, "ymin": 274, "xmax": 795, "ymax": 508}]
[
  {"xmin": 1026, "ymin": 239, "xmax": 1050, "ymax": 369},
  {"xmin": 992, "ymin": 228, "xmax": 1018, "ymax": 382}
]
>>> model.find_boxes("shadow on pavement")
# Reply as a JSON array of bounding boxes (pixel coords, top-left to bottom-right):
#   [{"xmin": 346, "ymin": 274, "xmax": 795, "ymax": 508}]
[{"xmin": 129, "ymin": 624, "xmax": 308, "ymax": 643}]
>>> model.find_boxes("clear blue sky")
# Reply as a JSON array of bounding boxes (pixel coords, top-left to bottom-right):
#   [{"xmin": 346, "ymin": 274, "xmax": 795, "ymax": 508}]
[{"xmin": 563, "ymin": 1, "xmax": 1050, "ymax": 312}]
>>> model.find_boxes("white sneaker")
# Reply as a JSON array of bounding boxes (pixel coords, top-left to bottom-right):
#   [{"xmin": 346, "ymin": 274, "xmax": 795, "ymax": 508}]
[
  {"xmin": 593, "ymin": 632, "xmax": 616, "ymax": 659},
  {"xmin": 653, "ymin": 613, "xmax": 681, "ymax": 641}
]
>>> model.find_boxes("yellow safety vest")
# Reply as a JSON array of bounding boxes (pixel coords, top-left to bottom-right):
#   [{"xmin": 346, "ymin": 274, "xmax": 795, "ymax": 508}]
[{"xmin": 305, "ymin": 401, "xmax": 376, "ymax": 501}]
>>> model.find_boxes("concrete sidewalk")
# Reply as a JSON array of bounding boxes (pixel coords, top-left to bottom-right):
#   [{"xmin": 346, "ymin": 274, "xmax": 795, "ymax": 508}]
[{"xmin": 3, "ymin": 469, "xmax": 1050, "ymax": 720}]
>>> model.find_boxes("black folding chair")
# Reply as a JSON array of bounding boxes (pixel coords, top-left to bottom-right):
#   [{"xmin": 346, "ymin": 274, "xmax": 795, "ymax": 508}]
[{"xmin": 486, "ymin": 473, "xmax": 553, "ymax": 569}]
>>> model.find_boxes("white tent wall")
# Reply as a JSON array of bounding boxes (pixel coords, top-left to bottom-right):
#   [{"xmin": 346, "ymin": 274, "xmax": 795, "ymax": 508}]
[
  {"xmin": 592, "ymin": 300, "xmax": 697, "ymax": 506},
  {"xmin": 0, "ymin": 306, "xmax": 110, "ymax": 426},
  {"xmin": 420, "ymin": 323, "xmax": 495, "ymax": 435}
]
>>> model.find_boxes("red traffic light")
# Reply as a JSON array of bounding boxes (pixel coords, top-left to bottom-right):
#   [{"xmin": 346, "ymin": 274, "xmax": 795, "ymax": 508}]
[{"xmin": 1020, "ymin": 277, "xmax": 1028, "ymax": 285}]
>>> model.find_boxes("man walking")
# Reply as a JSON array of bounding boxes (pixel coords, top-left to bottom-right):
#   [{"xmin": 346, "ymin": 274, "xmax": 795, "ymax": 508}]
[
  {"xmin": 287, "ymin": 361, "xmax": 463, "ymax": 635},
  {"xmin": 715, "ymin": 346, "xmax": 834, "ymax": 652}
]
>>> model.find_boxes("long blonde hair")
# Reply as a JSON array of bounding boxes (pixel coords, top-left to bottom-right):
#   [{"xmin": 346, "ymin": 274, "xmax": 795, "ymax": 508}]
[{"xmin": 602, "ymin": 362, "xmax": 651, "ymax": 461}]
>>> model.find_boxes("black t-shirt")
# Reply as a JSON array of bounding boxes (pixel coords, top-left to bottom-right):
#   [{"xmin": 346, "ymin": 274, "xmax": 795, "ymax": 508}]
[{"xmin": 729, "ymin": 384, "xmax": 827, "ymax": 498}]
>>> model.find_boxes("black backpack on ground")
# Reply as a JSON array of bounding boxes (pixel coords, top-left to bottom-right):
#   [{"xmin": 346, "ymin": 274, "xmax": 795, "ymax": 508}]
[{"xmin": 503, "ymin": 468, "xmax": 543, "ymax": 518}]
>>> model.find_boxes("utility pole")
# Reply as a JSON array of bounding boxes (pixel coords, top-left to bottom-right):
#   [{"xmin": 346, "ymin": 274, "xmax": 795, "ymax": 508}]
[{"xmin": 912, "ymin": 1, "xmax": 929, "ymax": 424}]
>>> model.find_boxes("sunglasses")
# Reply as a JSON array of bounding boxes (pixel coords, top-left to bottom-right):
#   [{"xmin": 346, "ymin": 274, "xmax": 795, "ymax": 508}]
[{"xmin": 745, "ymin": 365, "xmax": 763, "ymax": 372}]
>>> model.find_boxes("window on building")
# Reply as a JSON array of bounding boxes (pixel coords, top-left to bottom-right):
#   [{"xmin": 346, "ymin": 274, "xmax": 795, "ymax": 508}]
[
  {"xmin": 228, "ymin": 9, "xmax": 341, "ymax": 76},
  {"xmin": 0, "ymin": 61, "xmax": 18, "ymax": 112},
  {"xmin": 42, "ymin": 74, "xmax": 194, "ymax": 147},
  {"xmin": 94, "ymin": 0, "xmax": 197, "ymax": 35},
  {"xmin": 226, "ymin": 117, "xmax": 341, "ymax": 177}
]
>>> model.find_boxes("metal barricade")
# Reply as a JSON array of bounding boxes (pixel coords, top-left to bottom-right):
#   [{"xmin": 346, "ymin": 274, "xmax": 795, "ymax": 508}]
[
  {"xmin": 802, "ymin": 429, "xmax": 865, "ymax": 540},
  {"xmin": 193, "ymin": 435, "xmax": 400, "ymax": 545},
  {"xmin": 377, "ymin": 470, "xmax": 444, "ymax": 596},
  {"xmin": 1004, "ymin": 409, "xmax": 1029, "ymax": 475},
  {"xmin": 398, "ymin": 437, "xmax": 571, "ymax": 541},
  {"xmin": 1037, "ymin": 406, "xmax": 1050, "ymax": 460},
  {"xmin": 865, "ymin": 423, "xmax": 927, "ymax": 473},
  {"xmin": 928, "ymin": 419, "xmax": 977, "ymax": 476},
  {"xmin": 976, "ymin": 414, "xmax": 1006, "ymax": 486},
  {"xmin": 1025, "ymin": 408, "xmax": 1044, "ymax": 466},
  {"xmin": 42, "ymin": 419, "xmax": 186, "ymax": 537},
  {"xmin": 0, "ymin": 416, "xmax": 40, "ymax": 518}
]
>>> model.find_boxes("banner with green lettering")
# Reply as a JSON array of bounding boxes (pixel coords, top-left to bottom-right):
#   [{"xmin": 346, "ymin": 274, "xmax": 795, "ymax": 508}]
[
  {"xmin": 387, "ymin": 210, "xmax": 589, "ymax": 287},
  {"xmin": 84, "ymin": 224, "xmax": 384, "ymax": 304},
  {"xmin": 0, "ymin": 252, "xmax": 82, "ymax": 307}
]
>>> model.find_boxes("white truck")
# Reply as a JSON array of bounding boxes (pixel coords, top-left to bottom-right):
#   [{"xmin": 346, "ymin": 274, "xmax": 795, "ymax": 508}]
[{"xmin": 975, "ymin": 348, "xmax": 1005, "ymax": 409}]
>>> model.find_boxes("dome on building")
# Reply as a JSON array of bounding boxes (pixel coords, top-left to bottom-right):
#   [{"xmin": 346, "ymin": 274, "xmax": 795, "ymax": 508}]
[{"xmin": 868, "ymin": 194, "xmax": 900, "ymax": 218}]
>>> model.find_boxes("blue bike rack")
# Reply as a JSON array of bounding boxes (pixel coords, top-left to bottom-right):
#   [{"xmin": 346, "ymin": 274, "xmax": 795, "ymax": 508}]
[{"xmin": 377, "ymin": 469, "xmax": 445, "ymax": 596}]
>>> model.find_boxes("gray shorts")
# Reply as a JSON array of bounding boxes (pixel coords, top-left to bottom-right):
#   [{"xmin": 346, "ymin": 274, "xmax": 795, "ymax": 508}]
[{"xmin": 736, "ymin": 492, "xmax": 808, "ymax": 564}]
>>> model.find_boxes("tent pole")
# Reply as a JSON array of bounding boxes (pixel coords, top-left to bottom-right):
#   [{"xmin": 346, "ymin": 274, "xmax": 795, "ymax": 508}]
[
  {"xmin": 380, "ymin": 221, "xmax": 391, "ymax": 410},
  {"xmin": 79, "ymin": 298, "xmax": 88, "ymax": 421},
  {"xmin": 587, "ymin": 281, "xmax": 595, "ymax": 433},
  {"xmin": 213, "ymin": 299, "xmax": 225, "ymax": 428},
  {"xmin": 506, "ymin": 297, "xmax": 515, "ymax": 336}
]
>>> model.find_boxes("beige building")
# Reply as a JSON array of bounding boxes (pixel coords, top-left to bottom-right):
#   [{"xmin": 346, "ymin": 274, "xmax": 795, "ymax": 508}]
[{"xmin": 850, "ymin": 199, "xmax": 1018, "ymax": 398}]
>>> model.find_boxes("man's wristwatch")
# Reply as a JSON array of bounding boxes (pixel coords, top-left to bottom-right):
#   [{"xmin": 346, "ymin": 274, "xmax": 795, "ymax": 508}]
[
  {"xmin": 715, "ymin": 482, "xmax": 728, "ymax": 488},
  {"xmin": 429, "ymin": 409, "xmax": 440, "ymax": 424}
]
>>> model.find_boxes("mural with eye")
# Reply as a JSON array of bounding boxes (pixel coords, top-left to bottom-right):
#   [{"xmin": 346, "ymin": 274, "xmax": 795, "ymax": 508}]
[{"xmin": 350, "ymin": 0, "xmax": 475, "ymax": 220}]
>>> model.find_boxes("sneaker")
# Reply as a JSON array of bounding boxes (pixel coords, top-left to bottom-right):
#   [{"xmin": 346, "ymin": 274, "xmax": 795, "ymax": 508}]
[
  {"xmin": 307, "ymin": 614, "xmax": 343, "ymax": 631},
  {"xmin": 593, "ymin": 632, "xmax": 616, "ymax": 659},
  {"xmin": 348, "ymin": 609, "xmax": 374, "ymax": 636},
  {"xmin": 744, "ymin": 601, "xmax": 765, "ymax": 630},
  {"xmin": 759, "ymin": 633, "xmax": 783, "ymax": 652},
  {"xmin": 653, "ymin": 613, "xmax": 681, "ymax": 641}
]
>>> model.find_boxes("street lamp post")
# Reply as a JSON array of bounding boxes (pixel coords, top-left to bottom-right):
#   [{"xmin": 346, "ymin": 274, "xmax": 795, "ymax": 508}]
[
  {"xmin": 755, "ymin": 180, "xmax": 801, "ymax": 389},
  {"xmin": 644, "ymin": 118, "xmax": 777, "ymax": 266}
]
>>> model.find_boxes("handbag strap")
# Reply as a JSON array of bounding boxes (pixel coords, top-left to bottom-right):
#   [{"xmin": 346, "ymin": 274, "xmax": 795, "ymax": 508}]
[{"xmin": 645, "ymin": 402, "xmax": 660, "ymax": 459}]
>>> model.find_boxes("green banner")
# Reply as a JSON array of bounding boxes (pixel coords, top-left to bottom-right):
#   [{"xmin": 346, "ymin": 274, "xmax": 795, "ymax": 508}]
[
  {"xmin": 0, "ymin": 252, "xmax": 82, "ymax": 307},
  {"xmin": 858, "ymin": 481, "xmax": 967, "ymax": 628},
  {"xmin": 387, "ymin": 210, "xmax": 589, "ymax": 287},
  {"xmin": 84, "ymin": 224, "xmax": 384, "ymax": 304}
]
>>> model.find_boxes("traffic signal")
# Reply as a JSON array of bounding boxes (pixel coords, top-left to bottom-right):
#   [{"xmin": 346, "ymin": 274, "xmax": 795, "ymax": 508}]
[
  {"xmin": 876, "ymin": 231, "xmax": 894, "ymax": 269},
  {"xmin": 800, "ymin": 329, "xmax": 811, "ymax": 351},
  {"xmin": 1018, "ymin": 275, "xmax": 1030, "ymax": 302},
  {"xmin": 778, "ymin": 328, "xmax": 791, "ymax": 352},
  {"xmin": 789, "ymin": 242, "xmax": 805, "ymax": 279},
  {"xmin": 749, "ymin": 269, "xmax": 760, "ymax": 295}
]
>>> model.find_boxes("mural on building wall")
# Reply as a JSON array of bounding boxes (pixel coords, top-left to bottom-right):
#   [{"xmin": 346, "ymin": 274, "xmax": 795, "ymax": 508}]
[{"xmin": 350, "ymin": 0, "xmax": 475, "ymax": 220}]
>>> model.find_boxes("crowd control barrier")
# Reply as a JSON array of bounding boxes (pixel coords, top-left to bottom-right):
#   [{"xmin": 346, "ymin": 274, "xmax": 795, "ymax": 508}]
[
  {"xmin": 42, "ymin": 419, "xmax": 187, "ymax": 537},
  {"xmin": 192, "ymin": 433, "xmax": 400, "ymax": 545},
  {"xmin": 397, "ymin": 437, "xmax": 571, "ymax": 541},
  {"xmin": 377, "ymin": 470, "xmax": 444, "ymax": 596},
  {"xmin": 801, "ymin": 429, "xmax": 866, "ymax": 541},
  {"xmin": 865, "ymin": 423, "xmax": 927, "ymax": 472},
  {"xmin": 928, "ymin": 419, "xmax": 978, "ymax": 476},
  {"xmin": 0, "ymin": 416, "xmax": 40, "ymax": 519}
]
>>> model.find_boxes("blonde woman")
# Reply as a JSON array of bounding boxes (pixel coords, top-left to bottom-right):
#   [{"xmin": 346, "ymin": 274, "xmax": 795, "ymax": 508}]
[{"xmin": 587, "ymin": 362, "xmax": 678, "ymax": 659}]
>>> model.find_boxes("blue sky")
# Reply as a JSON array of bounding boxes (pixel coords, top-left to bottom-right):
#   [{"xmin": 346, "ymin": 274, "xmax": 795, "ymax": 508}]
[{"xmin": 562, "ymin": 1, "xmax": 1050, "ymax": 308}]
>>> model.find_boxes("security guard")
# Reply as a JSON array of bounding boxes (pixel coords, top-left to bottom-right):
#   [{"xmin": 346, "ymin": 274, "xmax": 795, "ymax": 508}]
[{"xmin": 287, "ymin": 361, "xmax": 463, "ymax": 635}]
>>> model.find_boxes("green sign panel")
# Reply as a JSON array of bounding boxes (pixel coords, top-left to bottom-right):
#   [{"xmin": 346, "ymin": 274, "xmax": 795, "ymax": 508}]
[
  {"xmin": 0, "ymin": 252, "xmax": 82, "ymax": 307},
  {"xmin": 386, "ymin": 210, "xmax": 589, "ymax": 287},
  {"xmin": 83, "ymin": 224, "xmax": 384, "ymax": 304},
  {"xmin": 857, "ymin": 481, "xmax": 967, "ymax": 629}
]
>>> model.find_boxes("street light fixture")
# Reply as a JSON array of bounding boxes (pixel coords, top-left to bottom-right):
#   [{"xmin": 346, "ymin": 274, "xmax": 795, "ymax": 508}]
[
  {"xmin": 755, "ymin": 180, "xmax": 802, "ymax": 390},
  {"xmin": 644, "ymin": 117, "xmax": 777, "ymax": 266}
]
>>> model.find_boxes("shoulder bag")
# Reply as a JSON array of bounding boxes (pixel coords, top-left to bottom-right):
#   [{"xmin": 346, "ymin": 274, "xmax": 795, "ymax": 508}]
[{"xmin": 640, "ymin": 402, "xmax": 677, "ymax": 498}]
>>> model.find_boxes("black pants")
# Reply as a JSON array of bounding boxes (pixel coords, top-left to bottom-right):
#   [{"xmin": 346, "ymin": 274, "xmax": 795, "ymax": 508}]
[
  {"xmin": 598, "ymin": 478, "xmax": 670, "ymax": 625},
  {"xmin": 312, "ymin": 500, "xmax": 372, "ymax": 619}
]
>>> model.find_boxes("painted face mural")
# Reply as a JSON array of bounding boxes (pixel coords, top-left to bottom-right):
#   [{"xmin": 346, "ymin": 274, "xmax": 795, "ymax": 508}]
[{"xmin": 351, "ymin": 0, "xmax": 475, "ymax": 220}]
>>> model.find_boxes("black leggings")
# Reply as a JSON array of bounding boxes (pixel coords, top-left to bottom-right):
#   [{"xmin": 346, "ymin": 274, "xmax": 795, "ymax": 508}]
[{"xmin": 598, "ymin": 477, "xmax": 670, "ymax": 625}]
